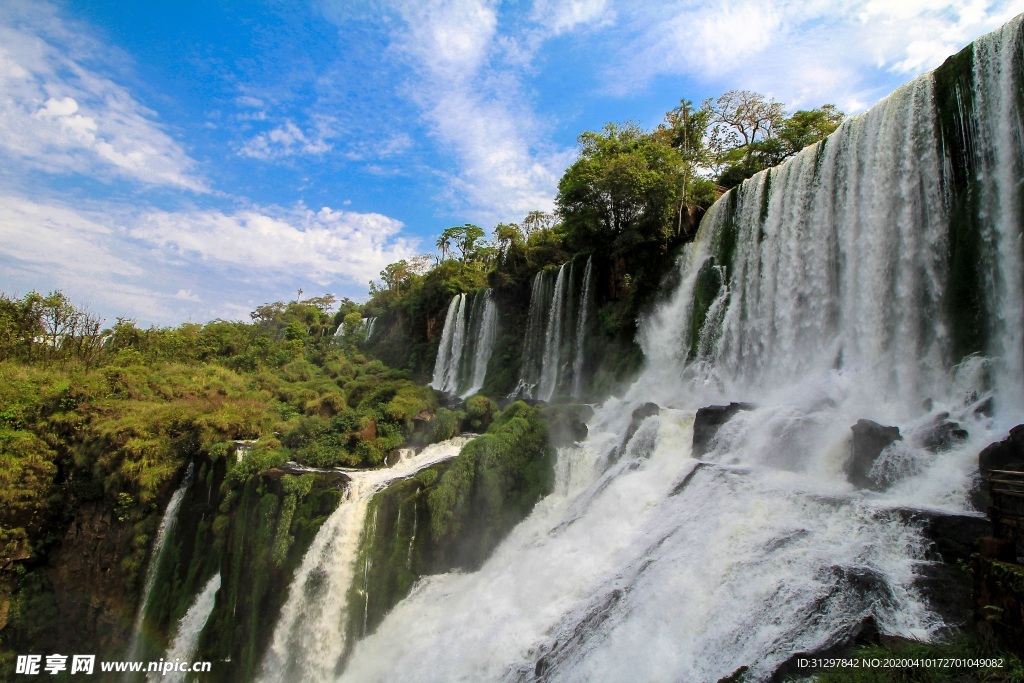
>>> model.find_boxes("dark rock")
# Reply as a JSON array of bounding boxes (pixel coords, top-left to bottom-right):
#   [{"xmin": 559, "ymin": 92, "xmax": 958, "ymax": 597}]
[
  {"xmin": 974, "ymin": 424, "xmax": 1024, "ymax": 511},
  {"xmin": 845, "ymin": 419, "xmax": 902, "ymax": 490},
  {"xmin": 769, "ymin": 616, "xmax": 880, "ymax": 682},
  {"xmin": 544, "ymin": 404, "xmax": 594, "ymax": 446},
  {"xmin": 614, "ymin": 402, "xmax": 661, "ymax": 460},
  {"xmin": 692, "ymin": 403, "xmax": 754, "ymax": 457},
  {"xmin": 915, "ymin": 412, "xmax": 968, "ymax": 452},
  {"xmin": 889, "ymin": 508, "xmax": 987, "ymax": 628},
  {"xmin": 716, "ymin": 666, "xmax": 748, "ymax": 683}
]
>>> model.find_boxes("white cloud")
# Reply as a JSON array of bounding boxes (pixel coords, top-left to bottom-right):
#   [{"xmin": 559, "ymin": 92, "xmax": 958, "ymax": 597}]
[
  {"xmin": 0, "ymin": 6, "xmax": 206, "ymax": 191},
  {"xmin": 530, "ymin": 0, "xmax": 614, "ymax": 35},
  {"xmin": 605, "ymin": 0, "xmax": 1024, "ymax": 112},
  {"xmin": 381, "ymin": 0, "xmax": 572, "ymax": 223},
  {"xmin": 0, "ymin": 193, "xmax": 415, "ymax": 325},
  {"xmin": 238, "ymin": 119, "xmax": 332, "ymax": 160},
  {"xmin": 132, "ymin": 204, "xmax": 415, "ymax": 286}
]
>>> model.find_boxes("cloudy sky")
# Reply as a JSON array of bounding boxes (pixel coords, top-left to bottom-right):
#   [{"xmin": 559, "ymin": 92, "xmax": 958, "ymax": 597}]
[{"xmin": 1, "ymin": 0, "xmax": 1022, "ymax": 325}]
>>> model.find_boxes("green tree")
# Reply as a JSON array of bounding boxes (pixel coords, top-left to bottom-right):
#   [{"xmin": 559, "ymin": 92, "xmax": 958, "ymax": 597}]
[{"xmin": 556, "ymin": 122, "xmax": 686, "ymax": 253}]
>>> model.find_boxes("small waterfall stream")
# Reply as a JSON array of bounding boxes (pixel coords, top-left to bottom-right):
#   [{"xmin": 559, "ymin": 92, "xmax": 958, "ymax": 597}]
[
  {"xmin": 150, "ymin": 572, "xmax": 221, "ymax": 683},
  {"xmin": 515, "ymin": 257, "xmax": 595, "ymax": 401},
  {"xmin": 430, "ymin": 290, "xmax": 498, "ymax": 396},
  {"xmin": 126, "ymin": 462, "xmax": 194, "ymax": 661},
  {"xmin": 257, "ymin": 437, "xmax": 473, "ymax": 683}
]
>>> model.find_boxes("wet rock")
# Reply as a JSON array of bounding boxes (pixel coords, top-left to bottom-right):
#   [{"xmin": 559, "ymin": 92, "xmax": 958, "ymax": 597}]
[
  {"xmin": 973, "ymin": 424, "xmax": 1024, "ymax": 511},
  {"xmin": 769, "ymin": 616, "xmax": 880, "ymax": 682},
  {"xmin": 692, "ymin": 403, "xmax": 753, "ymax": 458},
  {"xmin": 915, "ymin": 412, "xmax": 968, "ymax": 452},
  {"xmin": 544, "ymin": 404, "xmax": 594, "ymax": 446},
  {"xmin": 845, "ymin": 419, "xmax": 902, "ymax": 490},
  {"xmin": 613, "ymin": 402, "xmax": 661, "ymax": 460},
  {"xmin": 893, "ymin": 509, "xmax": 989, "ymax": 563}
]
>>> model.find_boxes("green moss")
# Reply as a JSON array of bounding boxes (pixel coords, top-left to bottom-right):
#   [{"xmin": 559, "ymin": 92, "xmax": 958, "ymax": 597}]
[
  {"xmin": 689, "ymin": 260, "xmax": 725, "ymax": 360},
  {"xmin": 933, "ymin": 41, "xmax": 989, "ymax": 363}
]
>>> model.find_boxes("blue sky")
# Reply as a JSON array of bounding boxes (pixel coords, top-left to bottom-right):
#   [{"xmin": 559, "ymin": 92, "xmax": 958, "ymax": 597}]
[{"xmin": 2, "ymin": 0, "xmax": 1022, "ymax": 326}]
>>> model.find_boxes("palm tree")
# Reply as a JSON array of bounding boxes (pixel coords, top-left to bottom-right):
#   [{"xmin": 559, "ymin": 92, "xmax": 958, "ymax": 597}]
[{"xmin": 435, "ymin": 233, "xmax": 451, "ymax": 261}]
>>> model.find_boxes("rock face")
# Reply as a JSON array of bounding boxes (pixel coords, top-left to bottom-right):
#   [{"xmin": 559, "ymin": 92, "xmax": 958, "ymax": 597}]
[
  {"xmin": 891, "ymin": 508, "xmax": 989, "ymax": 629},
  {"xmin": 47, "ymin": 502, "xmax": 138, "ymax": 656},
  {"xmin": 615, "ymin": 403, "xmax": 660, "ymax": 460},
  {"xmin": 692, "ymin": 403, "xmax": 753, "ymax": 458},
  {"xmin": 915, "ymin": 412, "xmax": 969, "ymax": 452},
  {"xmin": 845, "ymin": 419, "xmax": 902, "ymax": 490},
  {"xmin": 974, "ymin": 424, "xmax": 1024, "ymax": 511}
]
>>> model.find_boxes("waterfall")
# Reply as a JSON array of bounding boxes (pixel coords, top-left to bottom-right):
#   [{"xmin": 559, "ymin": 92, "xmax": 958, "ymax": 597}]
[
  {"xmin": 127, "ymin": 462, "xmax": 194, "ymax": 661},
  {"xmin": 430, "ymin": 295, "xmax": 464, "ymax": 392},
  {"xmin": 364, "ymin": 317, "xmax": 377, "ymax": 342},
  {"xmin": 257, "ymin": 437, "xmax": 472, "ymax": 683},
  {"xmin": 571, "ymin": 256, "xmax": 593, "ymax": 399},
  {"xmin": 538, "ymin": 263, "xmax": 570, "ymax": 401},
  {"xmin": 515, "ymin": 258, "xmax": 595, "ymax": 401},
  {"xmin": 338, "ymin": 17, "xmax": 1023, "ymax": 682},
  {"xmin": 463, "ymin": 290, "xmax": 498, "ymax": 397},
  {"xmin": 511, "ymin": 271, "xmax": 553, "ymax": 399},
  {"xmin": 974, "ymin": 20, "xmax": 1024, "ymax": 414},
  {"xmin": 149, "ymin": 573, "xmax": 220, "ymax": 683},
  {"xmin": 430, "ymin": 291, "xmax": 498, "ymax": 396}
]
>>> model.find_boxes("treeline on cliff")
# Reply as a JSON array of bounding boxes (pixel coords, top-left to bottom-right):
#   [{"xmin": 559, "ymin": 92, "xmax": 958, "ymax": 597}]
[
  {"xmin": 0, "ymin": 290, "xmax": 451, "ymax": 669},
  {"xmin": 359, "ymin": 91, "xmax": 843, "ymax": 388}
]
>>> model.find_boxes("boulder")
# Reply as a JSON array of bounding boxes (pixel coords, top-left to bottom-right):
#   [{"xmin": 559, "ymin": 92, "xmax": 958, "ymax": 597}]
[
  {"xmin": 973, "ymin": 424, "xmax": 1024, "ymax": 511},
  {"xmin": 845, "ymin": 419, "xmax": 901, "ymax": 490},
  {"xmin": 692, "ymin": 403, "xmax": 753, "ymax": 457},
  {"xmin": 614, "ymin": 402, "xmax": 660, "ymax": 461},
  {"xmin": 915, "ymin": 412, "xmax": 968, "ymax": 452}
]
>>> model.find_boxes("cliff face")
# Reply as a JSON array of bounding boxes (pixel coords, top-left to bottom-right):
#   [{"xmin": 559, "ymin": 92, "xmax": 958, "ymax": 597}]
[{"xmin": 47, "ymin": 501, "xmax": 139, "ymax": 656}]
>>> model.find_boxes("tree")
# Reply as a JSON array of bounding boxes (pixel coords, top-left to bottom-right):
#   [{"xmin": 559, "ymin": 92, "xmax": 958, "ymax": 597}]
[
  {"xmin": 556, "ymin": 122, "xmax": 687, "ymax": 252},
  {"xmin": 435, "ymin": 233, "xmax": 451, "ymax": 261},
  {"xmin": 778, "ymin": 105, "xmax": 845, "ymax": 157},
  {"xmin": 522, "ymin": 211, "xmax": 552, "ymax": 237},
  {"xmin": 703, "ymin": 90, "xmax": 785, "ymax": 180},
  {"xmin": 438, "ymin": 224, "xmax": 486, "ymax": 270}
]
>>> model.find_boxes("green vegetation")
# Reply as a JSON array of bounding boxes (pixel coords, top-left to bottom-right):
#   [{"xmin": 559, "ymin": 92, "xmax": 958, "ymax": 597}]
[
  {"xmin": 346, "ymin": 401, "xmax": 552, "ymax": 642},
  {"xmin": 0, "ymin": 290, "xmax": 437, "ymax": 668}
]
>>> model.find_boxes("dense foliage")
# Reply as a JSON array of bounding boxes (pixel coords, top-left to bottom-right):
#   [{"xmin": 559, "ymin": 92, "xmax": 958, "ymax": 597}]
[{"xmin": 0, "ymin": 290, "xmax": 437, "ymax": 667}]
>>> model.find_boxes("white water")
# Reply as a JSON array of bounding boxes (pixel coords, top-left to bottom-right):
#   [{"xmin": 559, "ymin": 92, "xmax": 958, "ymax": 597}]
[
  {"xmin": 151, "ymin": 573, "xmax": 221, "ymax": 683},
  {"xmin": 516, "ymin": 259, "xmax": 595, "ymax": 401},
  {"xmin": 539, "ymin": 263, "xmax": 570, "ymax": 401},
  {"xmin": 974, "ymin": 20, "xmax": 1024, "ymax": 414},
  {"xmin": 571, "ymin": 256, "xmax": 593, "ymax": 399},
  {"xmin": 338, "ymin": 19, "xmax": 1024, "ymax": 683},
  {"xmin": 431, "ymin": 291, "xmax": 499, "ymax": 397},
  {"xmin": 258, "ymin": 437, "xmax": 473, "ymax": 683},
  {"xmin": 430, "ymin": 294, "xmax": 466, "ymax": 393},
  {"xmin": 463, "ymin": 290, "xmax": 499, "ymax": 397},
  {"xmin": 127, "ymin": 462, "xmax": 194, "ymax": 661}
]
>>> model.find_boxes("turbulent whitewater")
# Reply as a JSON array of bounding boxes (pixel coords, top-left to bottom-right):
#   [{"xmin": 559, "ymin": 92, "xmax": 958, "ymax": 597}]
[
  {"xmin": 258, "ymin": 438, "xmax": 473, "ymax": 683},
  {"xmin": 337, "ymin": 18, "xmax": 1024, "ymax": 683}
]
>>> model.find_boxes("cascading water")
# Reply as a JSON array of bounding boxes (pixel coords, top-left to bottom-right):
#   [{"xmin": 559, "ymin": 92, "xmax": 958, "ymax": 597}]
[
  {"xmin": 150, "ymin": 572, "xmax": 221, "ymax": 683},
  {"xmin": 430, "ymin": 291, "xmax": 498, "ymax": 396},
  {"xmin": 514, "ymin": 259, "xmax": 594, "ymax": 401},
  {"xmin": 338, "ymin": 18, "xmax": 1023, "ymax": 682},
  {"xmin": 463, "ymin": 289, "xmax": 498, "ymax": 397},
  {"xmin": 257, "ymin": 437, "xmax": 473, "ymax": 683},
  {"xmin": 571, "ymin": 256, "xmax": 593, "ymax": 399},
  {"xmin": 127, "ymin": 463, "xmax": 194, "ymax": 661},
  {"xmin": 512, "ymin": 271, "xmax": 553, "ymax": 398},
  {"xmin": 538, "ymin": 263, "xmax": 570, "ymax": 401}
]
